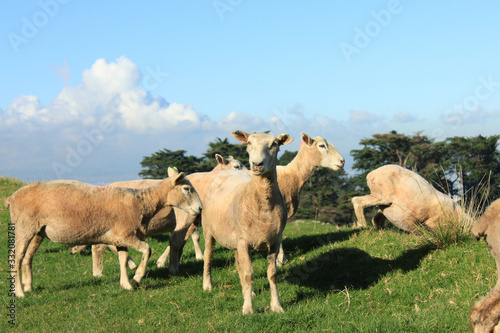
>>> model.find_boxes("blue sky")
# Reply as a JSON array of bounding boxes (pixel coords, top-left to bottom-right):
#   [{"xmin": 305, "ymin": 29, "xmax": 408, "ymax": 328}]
[{"xmin": 1, "ymin": 1, "xmax": 499, "ymax": 184}]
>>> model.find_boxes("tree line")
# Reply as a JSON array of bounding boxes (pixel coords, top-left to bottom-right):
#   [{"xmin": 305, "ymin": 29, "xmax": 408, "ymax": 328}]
[{"xmin": 140, "ymin": 131, "xmax": 500, "ymax": 225}]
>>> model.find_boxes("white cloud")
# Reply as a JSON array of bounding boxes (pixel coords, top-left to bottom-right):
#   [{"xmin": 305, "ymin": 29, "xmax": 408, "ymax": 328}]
[
  {"xmin": 393, "ymin": 112, "xmax": 416, "ymax": 123},
  {"xmin": 349, "ymin": 110, "xmax": 382, "ymax": 124}
]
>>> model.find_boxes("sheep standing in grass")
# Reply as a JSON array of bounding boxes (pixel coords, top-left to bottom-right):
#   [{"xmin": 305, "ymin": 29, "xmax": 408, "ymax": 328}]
[
  {"xmin": 183, "ymin": 132, "xmax": 345, "ymax": 266},
  {"xmin": 202, "ymin": 130, "xmax": 293, "ymax": 314},
  {"xmin": 351, "ymin": 165, "xmax": 460, "ymax": 231},
  {"xmin": 470, "ymin": 199, "xmax": 500, "ymax": 332},
  {"xmin": 4, "ymin": 168, "xmax": 201, "ymax": 297},
  {"xmin": 76, "ymin": 154, "xmax": 247, "ymax": 276}
]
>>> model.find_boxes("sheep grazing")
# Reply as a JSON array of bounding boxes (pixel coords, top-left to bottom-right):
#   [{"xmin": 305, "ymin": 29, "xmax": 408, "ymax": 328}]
[
  {"xmin": 202, "ymin": 130, "xmax": 293, "ymax": 314},
  {"xmin": 351, "ymin": 165, "xmax": 460, "ymax": 231},
  {"xmin": 470, "ymin": 199, "xmax": 500, "ymax": 332},
  {"xmin": 77, "ymin": 154, "xmax": 246, "ymax": 277},
  {"xmin": 5, "ymin": 168, "xmax": 201, "ymax": 297}
]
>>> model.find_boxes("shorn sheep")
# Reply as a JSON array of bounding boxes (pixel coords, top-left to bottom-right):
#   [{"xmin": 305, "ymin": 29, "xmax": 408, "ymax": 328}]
[
  {"xmin": 74, "ymin": 154, "xmax": 246, "ymax": 276},
  {"xmin": 351, "ymin": 165, "xmax": 460, "ymax": 231},
  {"xmin": 183, "ymin": 132, "xmax": 345, "ymax": 266},
  {"xmin": 4, "ymin": 168, "xmax": 201, "ymax": 297},
  {"xmin": 202, "ymin": 130, "xmax": 293, "ymax": 314},
  {"xmin": 470, "ymin": 198, "xmax": 500, "ymax": 332}
]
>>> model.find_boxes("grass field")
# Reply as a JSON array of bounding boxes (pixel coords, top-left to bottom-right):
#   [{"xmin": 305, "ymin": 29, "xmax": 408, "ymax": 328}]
[{"xmin": 0, "ymin": 177, "xmax": 496, "ymax": 332}]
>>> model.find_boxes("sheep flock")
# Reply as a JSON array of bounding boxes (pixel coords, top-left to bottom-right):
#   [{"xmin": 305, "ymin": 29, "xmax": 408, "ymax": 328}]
[{"xmin": 4, "ymin": 129, "xmax": 499, "ymax": 327}]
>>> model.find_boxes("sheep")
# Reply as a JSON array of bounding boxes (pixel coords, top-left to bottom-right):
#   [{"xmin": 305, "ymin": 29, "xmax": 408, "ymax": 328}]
[
  {"xmin": 470, "ymin": 199, "xmax": 500, "ymax": 332},
  {"xmin": 5, "ymin": 167, "xmax": 201, "ymax": 297},
  {"xmin": 183, "ymin": 132, "xmax": 345, "ymax": 266},
  {"xmin": 202, "ymin": 130, "xmax": 293, "ymax": 314},
  {"xmin": 76, "ymin": 154, "xmax": 246, "ymax": 276},
  {"xmin": 351, "ymin": 164, "xmax": 460, "ymax": 231}
]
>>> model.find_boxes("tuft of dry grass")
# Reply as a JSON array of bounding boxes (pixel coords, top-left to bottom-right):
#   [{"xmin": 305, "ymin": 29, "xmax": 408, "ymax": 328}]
[{"xmin": 417, "ymin": 171, "xmax": 491, "ymax": 248}]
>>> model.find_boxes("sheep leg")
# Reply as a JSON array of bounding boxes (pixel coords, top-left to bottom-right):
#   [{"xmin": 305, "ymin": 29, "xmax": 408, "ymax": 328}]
[
  {"xmin": 202, "ymin": 231, "xmax": 215, "ymax": 292},
  {"xmin": 14, "ymin": 233, "xmax": 35, "ymax": 297},
  {"xmin": 268, "ymin": 244, "xmax": 284, "ymax": 314},
  {"xmin": 276, "ymin": 235, "xmax": 287, "ymax": 267},
  {"xmin": 372, "ymin": 210, "xmax": 386, "ymax": 229},
  {"xmin": 191, "ymin": 227, "xmax": 204, "ymax": 261},
  {"xmin": 21, "ymin": 234, "xmax": 44, "ymax": 292},
  {"xmin": 352, "ymin": 195, "xmax": 391, "ymax": 227},
  {"xmin": 116, "ymin": 246, "xmax": 133, "ymax": 290},
  {"xmin": 236, "ymin": 242, "xmax": 254, "ymax": 315},
  {"xmin": 91, "ymin": 244, "xmax": 107, "ymax": 277},
  {"xmin": 166, "ymin": 226, "xmax": 190, "ymax": 275},
  {"xmin": 156, "ymin": 246, "xmax": 171, "ymax": 268},
  {"xmin": 107, "ymin": 245, "xmax": 137, "ymax": 270},
  {"xmin": 70, "ymin": 245, "xmax": 88, "ymax": 255},
  {"xmin": 127, "ymin": 240, "xmax": 151, "ymax": 286}
]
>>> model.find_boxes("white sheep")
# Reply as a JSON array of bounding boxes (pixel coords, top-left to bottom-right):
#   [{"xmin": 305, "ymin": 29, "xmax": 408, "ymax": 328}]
[
  {"xmin": 202, "ymin": 130, "xmax": 293, "ymax": 314},
  {"xmin": 470, "ymin": 199, "xmax": 500, "ymax": 332},
  {"xmin": 351, "ymin": 164, "xmax": 460, "ymax": 231},
  {"xmin": 5, "ymin": 168, "xmax": 201, "ymax": 297}
]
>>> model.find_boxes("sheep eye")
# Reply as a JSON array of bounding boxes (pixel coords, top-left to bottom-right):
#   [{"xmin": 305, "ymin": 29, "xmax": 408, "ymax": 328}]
[{"xmin": 319, "ymin": 143, "xmax": 326, "ymax": 149}]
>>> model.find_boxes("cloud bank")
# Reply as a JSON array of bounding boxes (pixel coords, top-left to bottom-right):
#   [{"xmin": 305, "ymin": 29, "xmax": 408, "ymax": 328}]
[{"xmin": 1, "ymin": 56, "xmax": 498, "ymax": 184}]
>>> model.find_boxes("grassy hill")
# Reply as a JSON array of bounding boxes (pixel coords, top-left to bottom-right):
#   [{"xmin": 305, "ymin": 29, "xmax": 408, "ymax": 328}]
[{"xmin": 0, "ymin": 177, "xmax": 496, "ymax": 332}]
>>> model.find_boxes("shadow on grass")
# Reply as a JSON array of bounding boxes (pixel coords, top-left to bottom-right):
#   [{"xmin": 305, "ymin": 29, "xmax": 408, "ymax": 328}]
[
  {"xmin": 282, "ymin": 229, "xmax": 361, "ymax": 256},
  {"xmin": 284, "ymin": 243, "xmax": 435, "ymax": 295}
]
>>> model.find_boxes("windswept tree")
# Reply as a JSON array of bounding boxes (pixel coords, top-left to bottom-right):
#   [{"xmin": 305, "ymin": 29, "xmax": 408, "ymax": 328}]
[{"xmin": 139, "ymin": 149, "xmax": 206, "ymax": 179}]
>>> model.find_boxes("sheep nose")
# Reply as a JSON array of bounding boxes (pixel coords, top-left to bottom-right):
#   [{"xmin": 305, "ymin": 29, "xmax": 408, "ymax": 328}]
[{"xmin": 253, "ymin": 161, "xmax": 263, "ymax": 167}]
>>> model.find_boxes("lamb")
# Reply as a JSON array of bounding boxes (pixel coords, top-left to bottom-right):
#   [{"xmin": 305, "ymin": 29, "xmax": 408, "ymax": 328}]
[
  {"xmin": 351, "ymin": 164, "xmax": 460, "ymax": 231},
  {"xmin": 202, "ymin": 130, "xmax": 293, "ymax": 314},
  {"xmin": 77, "ymin": 154, "xmax": 247, "ymax": 276},
  {"xmin": 5, "ymin": 168, "xmax": 201, "ymax": 297},
  {"xmin": 470, "ymin": 199, "xmax": 500, "ymax": 332},
  {"xmin": 184, "ymin": 132, "xmax": 345, "ymax": 266}
]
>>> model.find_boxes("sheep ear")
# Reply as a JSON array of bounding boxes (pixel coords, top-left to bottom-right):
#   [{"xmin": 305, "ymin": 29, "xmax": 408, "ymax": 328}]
[
  {"xmin": 301, "ymin": 132, "xmax": 314, "ymax": 146},
  {"xmin": 168, "ymin": 167, "xmax": 185, "ymax": 185},
  {"xmin": 277, "ymin": 133, "xmax": 294, "ymax": 146},
  {"xmin": 232, "ymin": 130, "xmax": 249, "ymax": 143},
  {"xmin": 215, "ymin": 154, "xmax": 227, "ymax": 165}
]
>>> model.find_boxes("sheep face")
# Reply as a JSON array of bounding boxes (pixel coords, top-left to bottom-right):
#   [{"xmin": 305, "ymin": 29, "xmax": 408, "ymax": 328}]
[
  {"xmin": 167, "ymin": 168, "xmax": 202, "ymax": 216},
  {"xmin": 232, "ymin": 131, "xmax": 293, "ymax": 176},
  {"xmin": 301, "ymin": 132, "xmax": 345, "ymax": 171},
  {"xmin": 214, "ymin": 154, "xmax": 248, "ymax": 171}
]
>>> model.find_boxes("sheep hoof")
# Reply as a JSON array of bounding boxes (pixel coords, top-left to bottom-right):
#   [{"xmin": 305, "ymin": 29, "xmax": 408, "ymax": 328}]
[
  {"xmin": 242, "ymin": 306, "xmax": 253, "ymax": 315},
  {"xmin": 276, "ymin": 258, "xmax": 288, "ymax": 267},
  {"xmin": 203, "ymin": 282, "xmax": 212, "ymax": 292},
  {"xmin": 156, "ymin": 259, "xmax": 166, "ymax": 268},
  {"xmin": 121, "ymin": 280, "xmax": 134, "ymax": 290},
  {"xmin": 16, "ymin": 291, "xmax": 25, "ymax": 298},
  {"xmin": 252, "ymin": 291, "xmax": 256, "ymax": 298},
  {"xmin": 128, "ymin": 262, "xmax": 138, "ymax": 270},
  {"xmin": 195, "ymin": 254, "xmax": 204, "ymax": 261},
  {"xmin": 271, "ymin": 304, "xmax": 284, "ymax": 314}
]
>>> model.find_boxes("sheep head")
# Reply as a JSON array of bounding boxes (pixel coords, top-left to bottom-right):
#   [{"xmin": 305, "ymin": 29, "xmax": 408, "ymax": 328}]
[
  {"xmin": 232, "ymin": 131, "xmax": 293, "ymax": 176},
  {"xmin": 301, "ymin": 132, "xmax": 345, "ymax": 171},
  {"xmin": 167, "ymin": 167, "xmax": 202, "ymax": 216},
  {"xmin": 214, "ymin": 154, "xmax": 247, "ymax": 171}
]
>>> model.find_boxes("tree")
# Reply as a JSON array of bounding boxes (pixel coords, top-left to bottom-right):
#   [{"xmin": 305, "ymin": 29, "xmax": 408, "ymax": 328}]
[{"xmin": 139, "ymin": 149, "xmax": 206, "ymax": 179}]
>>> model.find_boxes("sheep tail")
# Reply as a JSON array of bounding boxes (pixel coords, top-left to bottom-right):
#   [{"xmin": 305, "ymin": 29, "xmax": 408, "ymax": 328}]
[{"xmin": 4, "ymin": 196, "xmax": 11, "ymax": 209}]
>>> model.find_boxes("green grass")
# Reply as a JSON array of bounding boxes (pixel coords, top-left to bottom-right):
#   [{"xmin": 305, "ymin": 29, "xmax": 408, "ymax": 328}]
[{"xmin": 0, "ymin": 177, "xmax": 496, "ymax": 332}]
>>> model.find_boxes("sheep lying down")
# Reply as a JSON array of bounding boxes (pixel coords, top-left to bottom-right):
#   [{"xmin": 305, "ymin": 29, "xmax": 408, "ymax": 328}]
[{"xmin": 4, "ymin": 167, "xmax": 202, "ymax": 297}]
